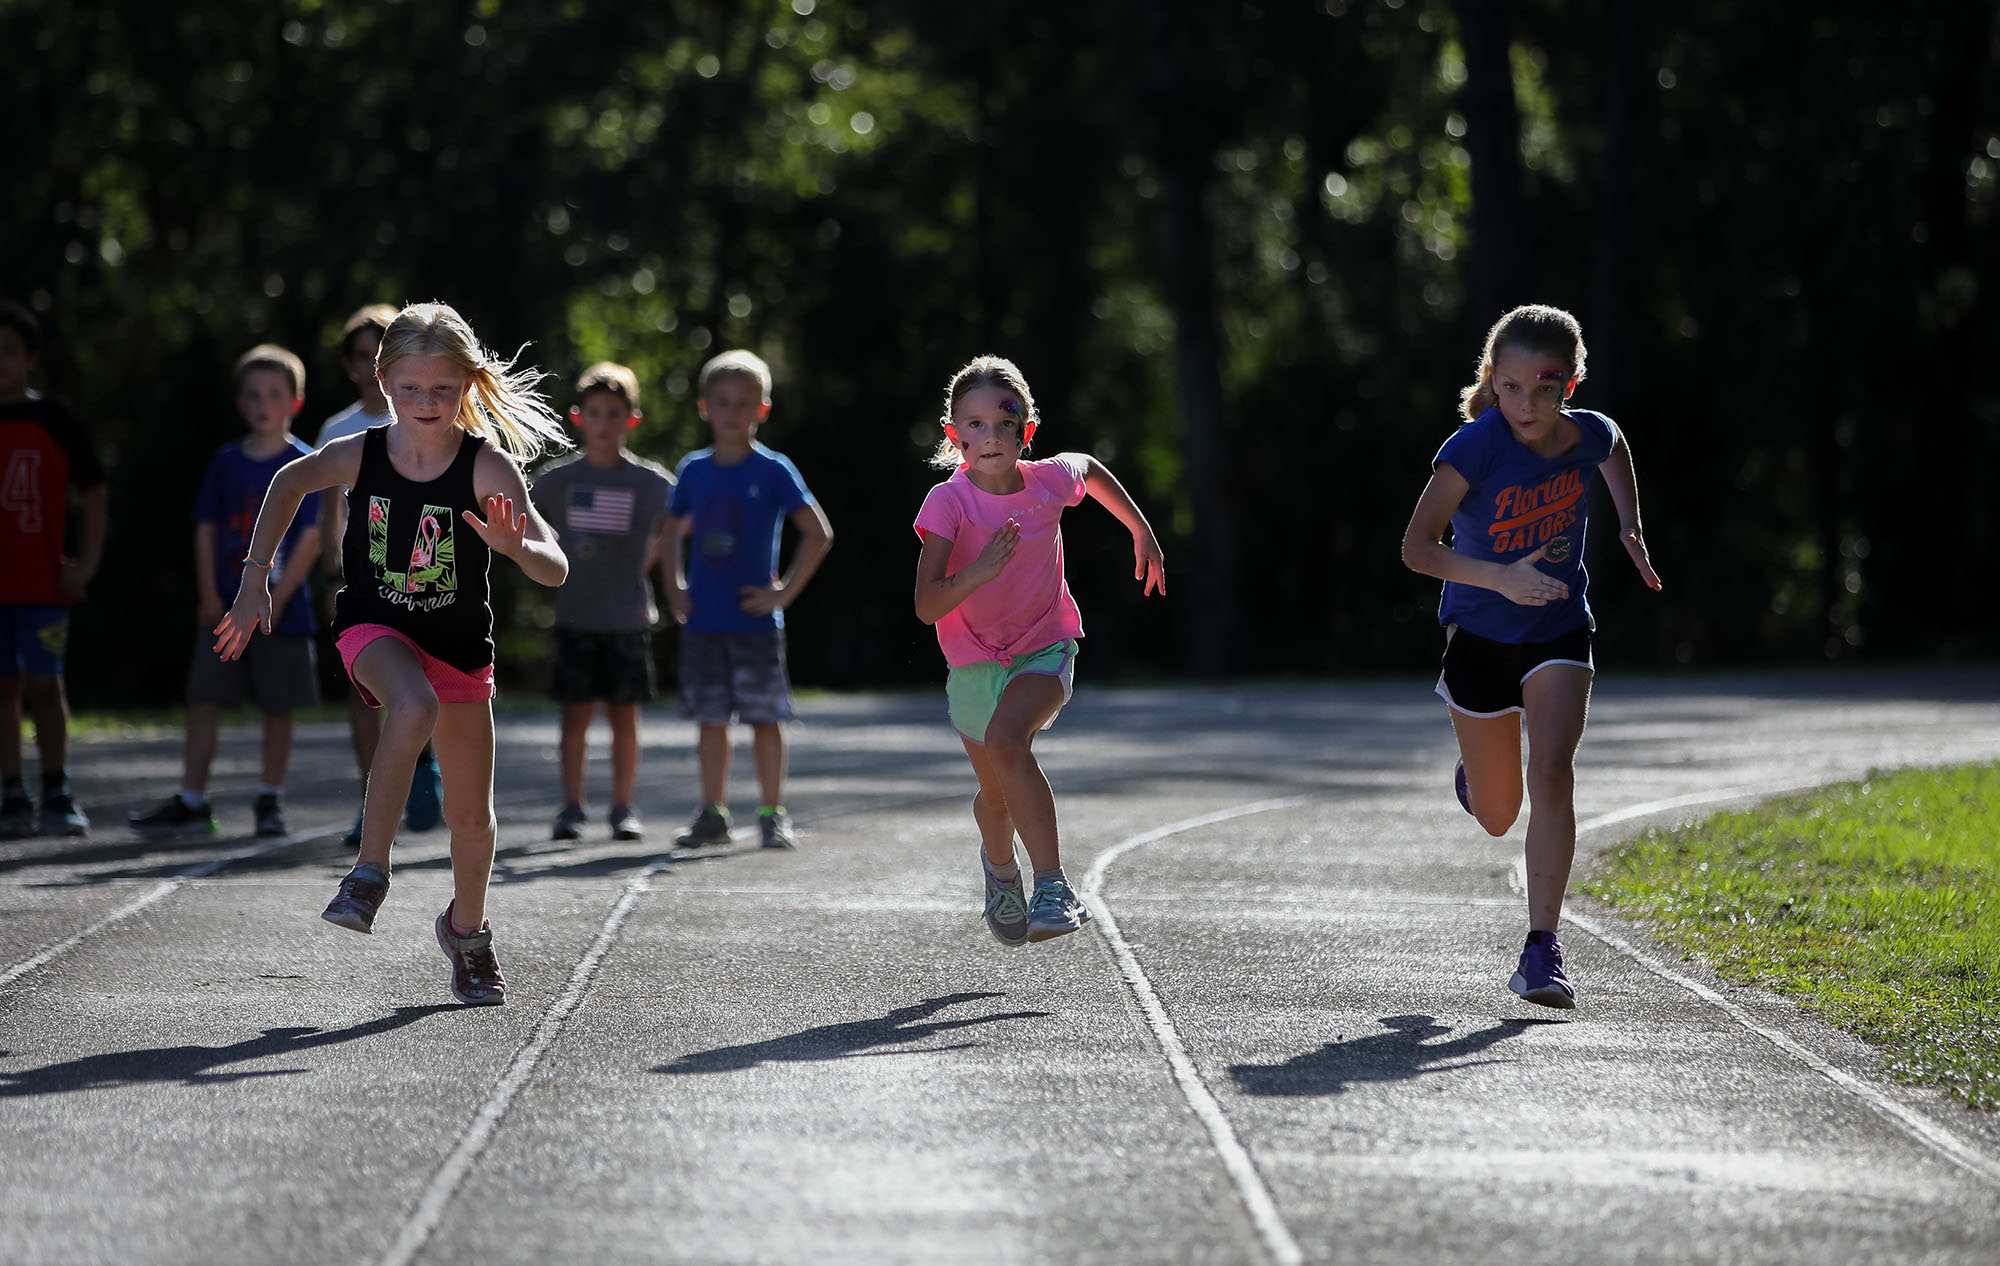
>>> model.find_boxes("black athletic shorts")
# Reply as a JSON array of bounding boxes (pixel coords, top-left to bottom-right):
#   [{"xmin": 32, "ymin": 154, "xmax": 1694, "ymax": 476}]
[
  {"xmin": 549, "ymin": 628, "xmax": 658, "ymax": 705},
  {"xmin": 1435, "ymin": 622, "xmax": 1593, "ymax": 717}
]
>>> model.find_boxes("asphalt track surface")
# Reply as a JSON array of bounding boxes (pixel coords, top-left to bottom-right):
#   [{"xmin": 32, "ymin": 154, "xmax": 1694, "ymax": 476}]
[{"xmin": 3, "ymin": 669, "xmax": 1999, "ymax": 1266}]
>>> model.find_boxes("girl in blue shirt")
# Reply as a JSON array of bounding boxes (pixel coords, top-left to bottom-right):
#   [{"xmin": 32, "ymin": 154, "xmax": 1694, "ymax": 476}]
[{"xmin": 1401, "ymin": 304, "xmax": 1662, "ymax": 1009}]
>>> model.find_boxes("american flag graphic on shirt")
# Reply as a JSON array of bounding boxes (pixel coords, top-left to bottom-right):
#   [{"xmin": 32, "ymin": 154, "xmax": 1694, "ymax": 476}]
[{"xmin": 566, "ymin": 485, "xmax": 635, "ymax": 534}]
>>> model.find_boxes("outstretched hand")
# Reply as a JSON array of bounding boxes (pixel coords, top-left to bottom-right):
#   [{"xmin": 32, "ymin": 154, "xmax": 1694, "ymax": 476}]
[
  {"xmin": 1496, "ymin": 543, "xmax": 1569, "ymax": 607},
  {"xmin": 462, "ymin": 494, "xmax": 527, "ymax": 558},
  {"xmin": 1621, "ymin": 525, "xmax": 1663, "ymax": 591},
  {"xmin": 1133, "ymin": 530, "xmax": 1166, "ymax": 596}
]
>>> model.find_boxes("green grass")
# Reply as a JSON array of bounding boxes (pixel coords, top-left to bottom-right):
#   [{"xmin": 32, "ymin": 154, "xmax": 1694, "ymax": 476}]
[{"xmin": 1586, "ymin": 762, "xmax": 2000, "ymax": 1109}]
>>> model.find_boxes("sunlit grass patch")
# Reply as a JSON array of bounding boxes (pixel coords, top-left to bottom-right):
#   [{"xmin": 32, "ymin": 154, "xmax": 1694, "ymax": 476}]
[{"xmin": 1586, "ymin": 762, "xmax": 2000, "ymax": 1109}]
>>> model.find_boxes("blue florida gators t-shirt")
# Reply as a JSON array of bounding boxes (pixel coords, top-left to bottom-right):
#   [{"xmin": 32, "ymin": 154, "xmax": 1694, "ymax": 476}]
[
  {"xmin": 194, "ymin": 436, "xmax": 322, "ymax": 636},
  {"xmin": 669, "ymin": 442, "xmax": 814, "ymax": 634},
  {"xmin": 1434, "ymin": 406, "xmax": 1616, "ymax": 644}
]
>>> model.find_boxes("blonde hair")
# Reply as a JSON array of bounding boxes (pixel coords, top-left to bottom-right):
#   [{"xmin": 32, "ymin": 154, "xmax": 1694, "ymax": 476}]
[
  {"xmin": 576, "ymin": 361, "xmax": 641, "ymax": 411},
  {"xmin": 697, "ymin": 349, "xmax": 772, "ymax": 402},
  {"xmin": 233, "ymin": 343, "xmax": 306, "ymax": 397},
  {"xmin": 930, "ymin": 354, "xmax": 1039, "ymax": 470},
  {"xmin": 1459, "ymin": 304, "xmax": 1588, "ymax": 422},
  {"xmin": 375, "ymin": 302, "xmax": 570, "ymax": 460}
]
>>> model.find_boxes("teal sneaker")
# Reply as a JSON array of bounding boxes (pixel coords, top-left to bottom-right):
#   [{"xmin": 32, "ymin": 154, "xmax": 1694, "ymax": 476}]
[
  {"xmin": 405, "ymin": 748, "xmax": 443, "ymax": 831},
  {"xmin": 1026, "ymin": 878, "xmax": 1092, "ymax": 943},
  {"xmin": 41, "ymin": 793, "xmax": 89, "ymax": 838}
]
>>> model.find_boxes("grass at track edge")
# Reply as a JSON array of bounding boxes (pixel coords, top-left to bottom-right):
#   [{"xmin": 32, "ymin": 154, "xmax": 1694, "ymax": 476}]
[{"xmin": 1586, "ymin": 761, "xmax": 2000, "ymax": 1110}]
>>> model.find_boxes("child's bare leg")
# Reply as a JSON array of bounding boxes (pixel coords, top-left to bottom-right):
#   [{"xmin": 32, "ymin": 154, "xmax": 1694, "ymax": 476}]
[
  {"xmin": 559, "ymin": 701, "xmax": 595, "ymax": 806},
  {"xmin": 0, "ymin": 673, "xmax": 24, "ymax": 781},
  {"xmin": 750, "ymin": 722, "xmax": 784, "ymax": 807},
  {"xmin": 432, "ymin": 699, "xmax": 497, "ymax": 929},
  {"xmin": 697, "ymin": 724, "xmax": 730, "ymax": 805},
  {"xmin": 260, "ymin": 711, "xmax": 293, "ymax": 787},
  {"xmin": 349, "ymin": 639, "xmax": 438, "ymax": 869},
  {"xmin": 1448, "ymin": 707, "xmax": 1524, "ymax": 837},
  {"xmin": 608, "ymin": 704, "xmax": 640, "ymax": 807},
  {"xmin": 971, "ymin": 675, "xmax": 1066, "ymax": 873},
  {"xmin": 960, "ymin": 741, "xmax": 1019, "ymax": 866},
  {"xmin": 1519, "ymin": 665, "xmax": 1592, "ymax": 932},
  {"xmin": 21, "ymin": 674, "xmax": 69, "ymax": 777},
  {"xmin": 183, "ymin": 702, "xmax": 221, "ymax": 795}
]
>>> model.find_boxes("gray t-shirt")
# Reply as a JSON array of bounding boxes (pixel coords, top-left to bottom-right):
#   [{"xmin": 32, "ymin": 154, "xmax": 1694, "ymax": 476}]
[{"xmin": 531, "ymin": 451, "xmax": 675, "ymax": 631}]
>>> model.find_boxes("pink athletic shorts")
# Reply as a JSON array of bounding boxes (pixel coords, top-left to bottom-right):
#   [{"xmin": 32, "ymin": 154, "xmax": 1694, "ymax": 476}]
[{"xmin": 335, "ymin": 624, "xmax": 495, "ymax": 708}]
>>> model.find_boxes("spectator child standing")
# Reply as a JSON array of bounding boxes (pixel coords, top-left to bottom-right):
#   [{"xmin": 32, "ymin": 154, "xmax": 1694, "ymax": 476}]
[
  {"xmin": 1400, "ymin": 304, "xmax": 1662, "ymax": 1008},
  {"xmin": 531, "ymin": 362, "xmax": 674, "ymax": 840},
  {"xmin": 316, "ymin": 304, "xmax": 444, "ymax": 846},
  {"xmin": 0, "ymin": 300, "xmax": 106, "ymax": 839},
  {"xmin": 131, "ymin": 345, "xmax": 321, "ymax": 838},
  {"xmin": 913, "ymin": 355, "xmax": 1165, "ymax": 945},
  {"xmin": 217, "ymin": 302, "xmax": 570, "ymax": 1007},
  {"xmin": 665, "ymin": 350, "xmax": 832, "ymax": 850}
]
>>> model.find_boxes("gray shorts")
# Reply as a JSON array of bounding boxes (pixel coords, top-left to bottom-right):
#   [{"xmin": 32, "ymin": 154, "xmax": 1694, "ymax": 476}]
[
  {"xmin": 679, "ymin": 631, "xmax": 793, "ymax": 726},
  {"xmin": 186, "ymin": 630, "xmax": 321, "ymax": 713}
]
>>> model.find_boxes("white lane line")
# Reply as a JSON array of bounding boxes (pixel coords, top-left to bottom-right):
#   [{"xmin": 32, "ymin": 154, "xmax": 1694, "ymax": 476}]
[
  {"xmin": 1502, "ymin": 778, "xmax": 2000, "ymax": 1187},
  {"xmin": 379, "ymin": 857, "xmax": 667, "ymax": 1266},
  {"xmin": 1567, "ymin": 908, "xmax": 2000, "ymax": 1186},
  {"xmin": 0, "ymin": 821, "xmax": 344, "ymax": 990},
  {"xmin": 1083, "ymin": 796, "xmax": 1314, "ymax": 1266}
]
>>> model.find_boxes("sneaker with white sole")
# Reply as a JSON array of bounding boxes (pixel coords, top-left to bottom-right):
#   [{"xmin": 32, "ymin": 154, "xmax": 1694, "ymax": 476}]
[
  {"xmin": 435, "ymin": 904, "xmax": 505, "ymax": 1006},
  {"xmin": 609, "ymin": 804, "xmax": 645, "ymax": 841},
  {"xmin": 1026, "ymin": 877, "xmax": 1092, "ymax": 943},
  {"xmin": 981, "ymin": 856, "xmax": 1028, "ymax": 949},
  {"xmin": 758, "ymin": 809, "xmax": 795, "ymax": 850},
  {"xmin": 41, "ymin": 793, "xmax": 89, "ymax": 837},
  {"xmin": 1509, "ymin": 930, "xmax": 1577, "ymax": 1009},
  {"xmin": 322, "ymin": 862, "xmax": 391, "ymax": 934},
  {"xmin": 551, "ymin": 802, "xmax": 587, "ymax": 841}
]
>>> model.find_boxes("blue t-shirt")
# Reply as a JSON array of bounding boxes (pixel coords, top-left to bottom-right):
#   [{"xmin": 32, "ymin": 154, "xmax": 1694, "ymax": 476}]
[
  {"xmin": 194, "ymin": 436, "xmax": 321, "ymax": 636},
  {"xmin": 669, "ymin": 443, "xmax": 814, "ymax": 634},
  {"xmin": 1434, "ymin": 407, "xmax": 1616, "ymax": 644}
]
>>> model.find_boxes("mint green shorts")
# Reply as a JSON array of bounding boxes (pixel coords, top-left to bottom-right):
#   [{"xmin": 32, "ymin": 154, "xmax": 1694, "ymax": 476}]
[{"xmin": 946, "ymin": 639, "xmax": 1077, "ymax": 745}]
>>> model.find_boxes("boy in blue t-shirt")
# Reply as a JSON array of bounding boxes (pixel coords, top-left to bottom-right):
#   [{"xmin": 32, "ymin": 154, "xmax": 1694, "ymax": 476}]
[
  {"xmin": 130, "ymin": 346, "xmax": 322, "ymax": 839},
  {"xmin": 664, "ymin": 350, "xmax": 833, "ymax": 849}
]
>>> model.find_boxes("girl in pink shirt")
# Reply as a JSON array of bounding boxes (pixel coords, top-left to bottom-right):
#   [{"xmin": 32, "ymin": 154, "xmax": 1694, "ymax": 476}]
[{"xmin": 913, "ymin": 356, "xmax": 1165, "ymax": 945}]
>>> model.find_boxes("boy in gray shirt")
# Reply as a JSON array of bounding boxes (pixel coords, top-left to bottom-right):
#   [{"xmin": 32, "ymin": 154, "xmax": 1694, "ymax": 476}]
[{"xmin": 531, "ymin": 363, "xmax": 675, "ymax": 840}]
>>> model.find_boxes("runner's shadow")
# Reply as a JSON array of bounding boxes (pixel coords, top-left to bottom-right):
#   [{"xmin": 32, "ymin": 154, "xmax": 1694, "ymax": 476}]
[
  {"xmin": 1228, "ymin": 1013, "xmax": 1557, "ymax": 1097},
  {"xmin": 655, "ymin": 992, "xmax": 1051, "ymax": 1074},
  {"xmin": 0, "ymin": 1004, "xmax": 453, "ymax": 1097}
]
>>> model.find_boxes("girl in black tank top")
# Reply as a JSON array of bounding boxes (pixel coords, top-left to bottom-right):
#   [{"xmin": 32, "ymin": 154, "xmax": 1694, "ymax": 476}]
[
  {"xmin": 333, "ymin": 426, "xmax": 495, "ymax": 671},
  {"xmin": 214, "ymin": 302, "xmax": 571, "ymax": 1008}
]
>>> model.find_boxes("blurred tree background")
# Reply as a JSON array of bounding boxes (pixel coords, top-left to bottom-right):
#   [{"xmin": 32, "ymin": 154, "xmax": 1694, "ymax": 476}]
[{"xmin": 5, "ymin": 0, "xmax": 1995, "ymax": 708}]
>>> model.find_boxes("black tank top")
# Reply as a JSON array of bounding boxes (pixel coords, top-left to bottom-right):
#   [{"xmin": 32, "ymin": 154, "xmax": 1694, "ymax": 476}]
[{"xmin": 332, "ymin": 426, "xmax": 494, "ymax": 671}]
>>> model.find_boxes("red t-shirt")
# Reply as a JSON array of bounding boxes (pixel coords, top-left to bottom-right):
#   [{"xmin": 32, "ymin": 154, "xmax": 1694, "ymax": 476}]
[{"xmin": 0, "ymin": 395, "xmax": 106, "ymax": 605}]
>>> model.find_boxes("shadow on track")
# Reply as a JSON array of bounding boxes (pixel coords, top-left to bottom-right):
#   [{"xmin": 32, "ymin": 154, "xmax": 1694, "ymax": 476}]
[
  {"xmin": 654, "ymin": 992, "xmax": 1052, "ymax": 1074},
  {"xmin": 1227, "ymin": 1013, "xmax": 1561, "ymax": 1097},
  {"xmin": 0, "ymin": 1004, "xmax": 455, "ymax": 1096}
]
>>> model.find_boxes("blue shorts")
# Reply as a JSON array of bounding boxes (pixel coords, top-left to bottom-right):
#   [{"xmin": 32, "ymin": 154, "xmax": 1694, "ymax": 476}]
[
  {"xmin": 679, "ymin": 631, "xmax": 794, "ymax": 726},
  {"xmin": 0, "ymin": 605, "xmax": 70, "ymax": 676}
]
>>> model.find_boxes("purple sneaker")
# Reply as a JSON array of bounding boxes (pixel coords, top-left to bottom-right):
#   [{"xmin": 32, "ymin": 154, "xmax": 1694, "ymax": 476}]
[
  {"xmin": 435, "ymin": 904, "xmax": 505, "ymax": 1006},
  {"xmin": 1509, "ymin": 930, "xmax": 1576, "ymax": 1009},
  {"xmin": 1454, "ymin": 760, "xmax": 1472, "ymax": 815},
  {"xmin": 322, "ymin": 861, "xmax": 391, "ymax": 934}
]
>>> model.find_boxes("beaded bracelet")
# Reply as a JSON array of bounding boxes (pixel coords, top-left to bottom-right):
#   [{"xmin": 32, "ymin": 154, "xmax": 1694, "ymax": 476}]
[{"xmin": 243, "ymin": 554, "xmax": 274, "ymax": 569}]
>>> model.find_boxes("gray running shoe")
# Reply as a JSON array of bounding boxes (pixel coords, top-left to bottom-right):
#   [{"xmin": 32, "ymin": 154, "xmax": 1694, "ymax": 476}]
[
  {"xmin": 253, "ymin": 792, "xmax": 287, "ymax": 838},
  {"xmin": 551, "ymin": 802, "xmax": 588, "ymax": 840},
  {"xmin": 1026, "ymin": 878, "xmax": 1093, "ymax": 943},
  {"xmin": 435, "ymin": 907, "xmax": 505, "ymax": 1006},
  {"xmin": 981, "ymin": 856, "xmax": 1028, "ymax": 948},
  {"xmin": 40, "ymin": 793, "xmax": 89, "ymax": 838},
  {"xmin": 609, "ymin": 804, "xmax": 644, "ymax": 841},
  {"xmin": 758, "ymin": 809, "xmax": 796, "ymax": 850},
  {"xmin": 676, "ymin": 806, "xmax": 731, "ymax": 847},
  {"xmin": 1, "ymin": 792, "xmax": 38, "ymax": 839},
  {"xmin": 322, "ymin": 862, "xmax": 391, "ymax": 934}
]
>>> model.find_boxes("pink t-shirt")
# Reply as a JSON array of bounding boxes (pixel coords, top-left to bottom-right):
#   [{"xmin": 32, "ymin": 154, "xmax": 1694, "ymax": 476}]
[{"xmin": 913, "ymin": 455, "xmax": 1089, "ymax": 667}]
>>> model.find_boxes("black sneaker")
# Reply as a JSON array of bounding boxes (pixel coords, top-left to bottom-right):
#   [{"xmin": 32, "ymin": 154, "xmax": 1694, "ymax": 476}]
[
  {"xmin": 322, "ymin": 862, "xmax": 391, "ymax": 933},
  {"xmin": 0, "ymin": 792, "xmax": 36, "ymax": 839},
  {"xmin": 342, "ymin": 806, "xmax": 364, "ymax": 849},
  {"xmin": 676, "ymin": 805, "xmax": 731, "ymax": 847},
  {"xmin": 253, "ymin": 792, "xmax": 287, "ymax": 838},
  {"xmin": 551, "ymin": 802, "xmax": 587, "ymax": 841},
  {"xmin": 608, "ymin": 804, "xmax": 644, "ymax": 841},
  {"xmin": 129, "ymin": 795, "xmax": 218, "ymax": 838},
  {"xmin": 41, "ymin": 793, "xmax": 90, "ymax": 837},
  {"xmin": 435, "ymin": 905, "xmax": 505, "ymax": 1006},
  {"xmin": 758, "ymin": 809, "xmax": 796, "ymax": 850}
]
